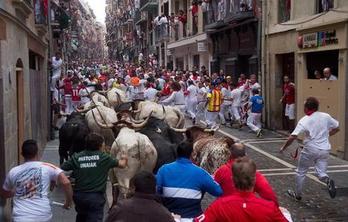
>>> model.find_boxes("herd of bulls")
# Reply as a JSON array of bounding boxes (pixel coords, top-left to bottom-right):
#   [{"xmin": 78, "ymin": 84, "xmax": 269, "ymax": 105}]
[{"xmin": 59, "ymin": 88, "xmax": 236, "ymax": 199}]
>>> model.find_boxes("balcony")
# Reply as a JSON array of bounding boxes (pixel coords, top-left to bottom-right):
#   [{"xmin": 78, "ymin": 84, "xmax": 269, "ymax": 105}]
[
  {"xmin": 34, "ymin": 0, "xmax": 47, "ymax": 35},
  {"xmin": 12, "ymin": 0, "xmax": 33, "ymax": 19},
  {"xmin": 204, "ymin": 0, "xmax": 255, "ymax": 30},
  {"xmin": 155, "ymin": 23, "xmax": 169, "ymax": 44},
  {"xmin": 140, "ymin": 0, "xmax": 158, "ymax": 12}
]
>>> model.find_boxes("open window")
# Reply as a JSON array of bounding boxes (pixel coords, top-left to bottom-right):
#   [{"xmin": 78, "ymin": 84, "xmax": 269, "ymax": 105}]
[
  {"xmin": 278, "ymin": 0, "xmax": 291, "ymax": 23},
  {"xmin": 306, "ymin": 50, "xmax": 338, "ymax": 79},
  {"xmin": 317, "ymin": 0, "xmax": 334, "ymax": 13}
]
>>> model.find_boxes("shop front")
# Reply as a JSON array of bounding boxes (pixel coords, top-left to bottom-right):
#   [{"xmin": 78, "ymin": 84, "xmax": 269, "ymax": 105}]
[
  {"xmin": 296, "ymin": 23, "xmax": 347, "ymax": 158},
  {"xmin": 168, "ymin": 36, "xmax": 209, "ymax": 71}
]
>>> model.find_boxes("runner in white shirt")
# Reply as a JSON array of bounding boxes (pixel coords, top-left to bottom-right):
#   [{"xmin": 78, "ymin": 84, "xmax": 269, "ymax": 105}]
[
  {"xmin": 196, "ymin": 82, "xmax": 208, "ymax": 121},
  {"xmin": 144, "ymin": 82, "xmax": 158, "ymax": 102},
  {"xmin": 218, "ymin": 81, "xmax": 232, "ymax": 125},
  {"xmin": 280, "ymin": 97, "xmax": 340, "ymax": 201},
  {"xmin": 230, "ymin": 83, "xmax": 243, "ymax": 127},
  {"xmin": 160, "ymin": 82, "xmax": 186, "ymax": 113},
  {"xmin": 0, "ymin": 140, "xmax": 73, "ymax": 222},
  {"xmin": 186, "ymin": 80, "xmax": 199, "ymax": 123}
]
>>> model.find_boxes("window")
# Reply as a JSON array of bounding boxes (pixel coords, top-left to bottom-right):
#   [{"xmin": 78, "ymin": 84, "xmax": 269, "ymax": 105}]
[
  {"xmin": 306, "ymin": 50, "xmax": 338, "ymax": 79},
  {"xmin": 278, "ymin": 0, "xmax": 291, "ymax": 23},
  {"xmin": 317, "ymin": 0, "xmax": 334, "ymax": 13}
]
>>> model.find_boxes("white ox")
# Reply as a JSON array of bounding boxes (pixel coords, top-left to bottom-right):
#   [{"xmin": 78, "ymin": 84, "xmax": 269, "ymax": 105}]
[
  {"xmin": 134, "ymin": 101, "xmax": 185, "ymax": 128},
  {"xmin": 83, "ymin": 102, "xmax": 118, "ymax": 147},
  {"xmin": 109, "ymin": 124, "xmax": 157, "ymax": 197},
  {"xmin": 106, "ymin": 88, "xmax": 128, "ymax": 108}
]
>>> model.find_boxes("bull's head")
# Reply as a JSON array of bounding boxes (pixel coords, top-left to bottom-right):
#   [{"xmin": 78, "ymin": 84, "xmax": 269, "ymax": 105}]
[{"xmin": 169, "ymin": 126, "xmax": 219, "ymax": 142}]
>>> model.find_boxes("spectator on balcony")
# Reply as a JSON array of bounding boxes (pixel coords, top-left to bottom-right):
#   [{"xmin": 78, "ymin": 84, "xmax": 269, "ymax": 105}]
[
  {"xmin": 159, "ymin": 14, "xmax": 169, "ymax": 37},
  {"xmin": 178, "ymin": 10, "xmax": 187, "ymax": 36},
  {"xmin": 191, "ymin": 1, "xmax": 199, "ymax": 34},
  {"xmin": 218, "ymin": 0, "xmax": 226, "ymax": 21},
  {"xmin": 51, "ymin": 52, "xmax": 63, "ymax": 92}
]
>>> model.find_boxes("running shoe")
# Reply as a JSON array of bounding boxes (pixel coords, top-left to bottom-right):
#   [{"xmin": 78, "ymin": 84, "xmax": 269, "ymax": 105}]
[
  {"xmin": 287, "ymin": 189, "xmax": 302, "ymax": 201},
  {"xmin": 327, "ymin": 178, "xmax": 336, "ymax": 199}
]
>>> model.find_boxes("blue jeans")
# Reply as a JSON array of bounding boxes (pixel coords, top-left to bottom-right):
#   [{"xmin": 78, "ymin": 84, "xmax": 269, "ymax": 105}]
[{"xmin": 73, "ymin": 191, "xmax": 105, "ymax": 222}]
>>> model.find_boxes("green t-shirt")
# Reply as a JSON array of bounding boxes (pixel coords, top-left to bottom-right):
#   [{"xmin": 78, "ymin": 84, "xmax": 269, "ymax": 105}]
[{"xmin": 61, "ymin": 150, "xmax": 118, "ymax": 193}]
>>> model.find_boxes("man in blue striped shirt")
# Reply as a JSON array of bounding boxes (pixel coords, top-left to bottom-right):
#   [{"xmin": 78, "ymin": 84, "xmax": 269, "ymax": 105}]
[{"xmin": 156, "ymin": 141, "xmax": 223, "ymax": 219}]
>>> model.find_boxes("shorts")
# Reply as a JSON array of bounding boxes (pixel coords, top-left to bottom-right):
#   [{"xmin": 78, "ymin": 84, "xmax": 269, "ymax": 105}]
[{"xmin": 285, "ymin": 103, "xmax": 295, "ymax": 120}]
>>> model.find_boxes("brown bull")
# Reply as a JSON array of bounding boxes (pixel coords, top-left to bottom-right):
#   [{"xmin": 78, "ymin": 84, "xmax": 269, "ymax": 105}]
[{"xmin": 171, "ymin": 126, "xmax": 235, "ymax": 174}]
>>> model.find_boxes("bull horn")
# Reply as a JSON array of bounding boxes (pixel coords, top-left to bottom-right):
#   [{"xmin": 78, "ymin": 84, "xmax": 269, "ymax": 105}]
[
  {"xmin": 204, "ymin": 126, "xmax": 220, "ymax": 132},
  {"xmin": 91, "ymin": 110, "xmax": 115, "ymax": 129},
  {"xmin": 76, "ymin": 104, "xmax": 96, "ymax": 113},
  {"xmin": 173, "ymin": 108, "xmax": 184, "ymax": 128},
  {"xmin": 131, "ymin": 111, "xmax": 153, "ymax": 128},
  {"xmin": 133, "ymin": 109, "xmax": 141, "ymax": 114},
  {"xmin": 169, "ymin": 126, "xmax": 187, "ymax": 133}
]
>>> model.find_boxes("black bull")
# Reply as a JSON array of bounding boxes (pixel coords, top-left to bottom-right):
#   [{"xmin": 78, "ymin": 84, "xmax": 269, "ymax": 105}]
[
  {"xmin": 59, "ymin": 112, "xmax": 90, "ymax": 165},
  {"xmin": 139, "ymin": 117, "xmax": 184, "ymax": 173}
]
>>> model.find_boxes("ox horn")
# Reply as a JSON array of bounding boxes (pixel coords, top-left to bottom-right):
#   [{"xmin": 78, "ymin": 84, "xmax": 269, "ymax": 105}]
[
  {"xmin": 131, "ymin": 111, "xmax": 153, "ymax": 128},
  {"xmin": 204, "ymin": 126, "xmax": 220, "ymax": 132},
  {"xmin": 169, "ymin": 126, "xmax": 187, "ymax": 133},
  {"xmin": 76, "ymin": 104, "xmax": 96, "ymax": 113},
  {"xmin": 91, "ymin": 110, "xmax": 115, "ymax": 129}
]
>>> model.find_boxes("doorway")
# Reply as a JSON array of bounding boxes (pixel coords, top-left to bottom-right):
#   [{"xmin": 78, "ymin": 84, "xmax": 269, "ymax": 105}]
[
  {"xmin": 280, "ymin": 53, "xmax": 295, "ymax": 130},
  {"xmin": 16, "ymin": 59, "xmax": 24, "ymax": 163}
]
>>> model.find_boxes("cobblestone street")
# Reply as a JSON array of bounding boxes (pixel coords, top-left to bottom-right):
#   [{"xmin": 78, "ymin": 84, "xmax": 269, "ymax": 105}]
[{"xmin": 42, "ymin": 125, "xmax": 348, "ymax": 222}]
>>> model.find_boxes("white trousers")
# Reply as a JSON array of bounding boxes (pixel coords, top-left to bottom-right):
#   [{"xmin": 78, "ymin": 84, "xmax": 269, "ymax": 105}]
[
  {"xmin": 206, "ymin": 111, "xmax": 219, "ymax": 128},
  {"xmin": 296, "ymin": 148, "xmax": 330, "ymax": 196},
  {"xmin": 230, "ymin": 106, "xmax": 241, "ymax": 121},
  {"xmin": 285, "ymin": 103, "xmax": 295, "ymax": 120},
  {"xmin": 64, "ymin": 95, "xmax": 73, "ymax": 114},
  {"xmin": 187, "ymin": 98, "xmax": 198, "ymax": 119},
  {"xmin": 247, "ymin": 112, "xmax": 261, "ymax": 132},
  {"xmin": 218, "ymin": 104, "xmax": 231, "ymax": 124}
]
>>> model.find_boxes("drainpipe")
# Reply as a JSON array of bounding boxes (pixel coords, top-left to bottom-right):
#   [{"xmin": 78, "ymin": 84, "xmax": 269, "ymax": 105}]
[{"xmin": 48, "ymin": 0, "xmax": 54, "ymax": 140}]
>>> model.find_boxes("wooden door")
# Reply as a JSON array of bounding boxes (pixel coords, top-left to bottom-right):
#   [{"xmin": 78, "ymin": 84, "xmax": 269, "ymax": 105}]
[{"xmin": 16, "ymin": 68, "xmax": 24, "ymax": 163}]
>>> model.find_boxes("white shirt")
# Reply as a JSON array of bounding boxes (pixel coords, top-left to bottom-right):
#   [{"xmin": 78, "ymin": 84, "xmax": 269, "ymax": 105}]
[
  {"xmin": 187, "ymin": 85, "xmax": 198, "ymax": 101},
  {"xmin": 221, "ymin": 87, "xmax": 232, "ymax": 105},
  {"xmin": 161, "ymin": 91, "xmax": 185, "ymax": 106},
  {"xmin": 157, "ymin": 78, "xmax": 166, "ymax": 89},
  {"xmin": 3, "ymin": 161, "xmax": 63, "ymax": 222},
  {"xmin": 51, "ymin": 57, "xmax": 62, "ymax": 77},
  {"xmin": 127, "ymin": 86, "xmax": 144, "ymax": 101},
  {"xmin": 324, "ymin": 75, "xmax": 338, "ymax": 80},
  {"xmin": 291, "ymin": 112, "xmax": 339, "ymax": 151},
  {"xmin": 231, "ymin": 88, "xmax": 243, "ymax": 107},
  {"xmin": 144, "ymin": 87, "xmax": 158, "ymax": 102}
]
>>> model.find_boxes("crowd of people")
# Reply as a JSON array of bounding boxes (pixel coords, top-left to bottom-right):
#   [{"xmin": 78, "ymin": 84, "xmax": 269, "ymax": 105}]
[
  {"xmin": 49, "ymin": 55, "xmax": 267, "ymax": 136},
  {"xmin": 0, "ymin": 54, "xmax": 340, "ymax": 222}
]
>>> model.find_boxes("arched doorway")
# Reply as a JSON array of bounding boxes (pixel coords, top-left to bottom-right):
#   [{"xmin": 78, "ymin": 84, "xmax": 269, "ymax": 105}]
[{"xmin": 16, "ymin": 59, "xmax": 24, "ymax": 163}]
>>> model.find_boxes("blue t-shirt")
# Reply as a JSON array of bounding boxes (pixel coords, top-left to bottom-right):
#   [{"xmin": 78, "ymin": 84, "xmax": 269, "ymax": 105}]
[{"xmin": 250, "ymin": 95, "xmax": 264, "ymax": 113}]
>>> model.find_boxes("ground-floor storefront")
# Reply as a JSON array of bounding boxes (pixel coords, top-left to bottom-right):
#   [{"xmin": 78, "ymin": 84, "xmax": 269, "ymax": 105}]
[
  {"xmin": 167, "ymin": 33, "xmax": 209, "ymax": 71},
  {"xmin": 265, "ymin": 21, "xmax": 348, "ymax": 159},
  {"xmin": 208, "ymin": 20, "xmax": 259, "ymax": 81}
]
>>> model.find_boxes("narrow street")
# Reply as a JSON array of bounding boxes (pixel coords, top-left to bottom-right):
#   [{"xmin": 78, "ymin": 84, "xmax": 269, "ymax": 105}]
[{"xmin": 43, "ymin": 125, "xmax": 348, "ymax": 221}]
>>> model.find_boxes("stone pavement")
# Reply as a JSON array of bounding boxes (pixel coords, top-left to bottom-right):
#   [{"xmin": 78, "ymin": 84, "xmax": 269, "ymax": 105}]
[
  {"xmin": 42, "ymin": 125, "xmax": 348, "ymax": 222},
  {"xmin": 212, "ymin": 125, "xmax": 348, "ymax": 222},
  {"xmin": 41, "ymin": 138, "xmax": 77, "ymax": 221}
]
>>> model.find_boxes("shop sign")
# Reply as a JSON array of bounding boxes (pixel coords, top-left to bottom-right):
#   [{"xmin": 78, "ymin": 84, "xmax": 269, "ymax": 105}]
[
  {"xmin": 197, "ymin": 42, "xmax": 207, "ymax": 52},
  {"xmin": 300, "ymin": 30, "xmax": 338, "ymax": 49}
]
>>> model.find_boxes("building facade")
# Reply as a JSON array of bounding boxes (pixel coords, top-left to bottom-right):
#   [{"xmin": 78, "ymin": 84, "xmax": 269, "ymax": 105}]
[
  {"xmin": 263, "ymin": 0, "xmax": 348, "ymax": 159},
  {"xmin": 0, "ymin": 0, "xmax": 50, "ymax": 219}
]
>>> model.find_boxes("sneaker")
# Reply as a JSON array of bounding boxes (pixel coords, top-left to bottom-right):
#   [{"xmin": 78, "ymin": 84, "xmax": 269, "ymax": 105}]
[
  {"xmin": 287, "ymin": 189, "xmax": 302, "ymax": 201},
  {"xmin": 256, "ymin": 129, "xmax": 262, "ymax": 137},
  {"xmin": 326, "ymin": 178, "xmax": 336, "ymax": 199}
]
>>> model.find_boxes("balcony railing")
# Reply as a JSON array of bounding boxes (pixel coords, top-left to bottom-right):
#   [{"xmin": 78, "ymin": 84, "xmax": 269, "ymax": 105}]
[
  {"xmin": 12, "ymin": 0, "xmax": 33, "ymax": 18},
  {"xmin": 155, "ymin": 23, "xmax": 169, "ymax": 43},
  {"xmin": 34, "ymin": 0, "xmax": 47, "ymax": 25},
  {"xmin": 140, "ymin": 0, "xmax": 158, "ymax": 11},
  {"xmin": 205, "ymin": 0, "xmax": 255, "ymax": 28}
]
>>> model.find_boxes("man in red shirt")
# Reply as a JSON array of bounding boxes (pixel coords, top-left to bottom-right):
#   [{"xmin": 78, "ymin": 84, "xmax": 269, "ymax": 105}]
[
  {"xmin": 195, "ymin": 157, "xmax": 288, "ymax": 222},
  {"xmin": 214, "ymin": 143, "xmax": 278, "ymax": 205},
  {"xmin": 280, "ymin": 76, "xmax": 295, "ymax": 132},
  {"xmin": 62, "ymin": 73, "xmax": 73, "ymax": 114}
]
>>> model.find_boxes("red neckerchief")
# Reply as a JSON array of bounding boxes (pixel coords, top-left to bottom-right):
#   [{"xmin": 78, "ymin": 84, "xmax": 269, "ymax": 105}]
[{"xmin": 305, "ymin": 110, "xmax": 316, "ymax": 116}]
